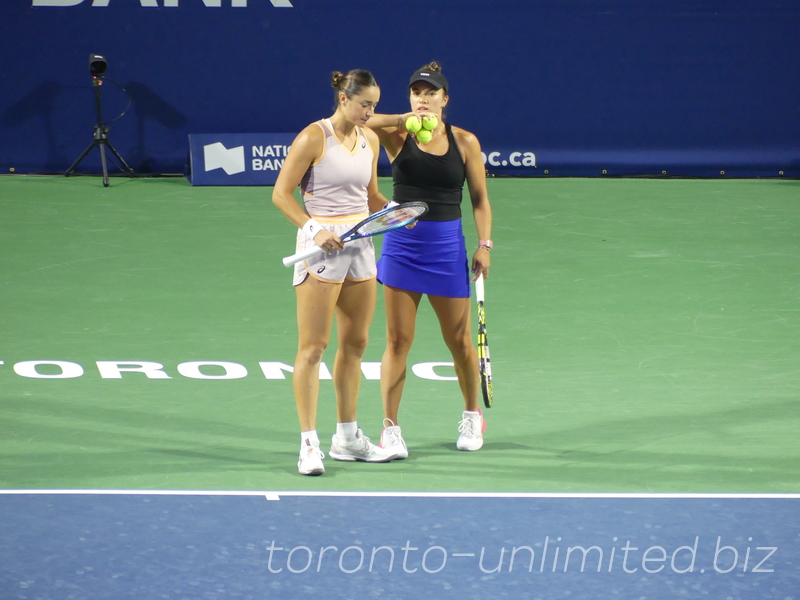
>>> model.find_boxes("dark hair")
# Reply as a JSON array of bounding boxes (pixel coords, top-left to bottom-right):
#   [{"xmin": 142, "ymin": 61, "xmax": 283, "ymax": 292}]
[
  {"xmin": 419, "ymin": 61, "xmax": 443, "ymax": 74},
  {"xmin": 331, "ymin": 69, "xmax": 378, "ymax": 110}
]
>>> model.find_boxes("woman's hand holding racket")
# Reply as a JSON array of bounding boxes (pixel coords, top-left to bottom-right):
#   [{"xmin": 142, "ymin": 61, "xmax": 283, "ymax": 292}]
[
  {"xmin": 282, "ymin": 201, "xmax": 428, "ymax": 267},
  {"xmin": 471, "ymin": 248, "xmax": 490, "ymax": 281},
  {"xmin": 311, "ymin": 229, "xmax": 344, "ymax": 254}
]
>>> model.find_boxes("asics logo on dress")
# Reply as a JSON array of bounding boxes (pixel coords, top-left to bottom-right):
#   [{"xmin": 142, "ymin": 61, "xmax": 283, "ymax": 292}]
[{"xmin": 317, "ymin": 266, "xmax": 326, "ymax": 274}]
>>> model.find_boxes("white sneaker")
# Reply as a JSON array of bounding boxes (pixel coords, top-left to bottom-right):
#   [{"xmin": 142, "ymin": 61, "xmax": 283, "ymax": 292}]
[
  {"xmin": 330, "ymin": 428, "xmax": 398, "ymax": 462},
  {"xmin": 298, "ymin": 440, "xmax": 325, "ymax": 476},
  {"xmin": 456, "ymin": 410, "xmax": 486, "ymax": 451},
  {"xmin": 380, "ymin": 418, "xmax": 408, "ymax": 460}
]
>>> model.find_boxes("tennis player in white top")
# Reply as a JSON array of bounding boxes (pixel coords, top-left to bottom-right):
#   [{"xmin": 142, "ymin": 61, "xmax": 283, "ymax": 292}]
[{"xmin": 272, "ymin": 69, "xmax": 397, "ymax": 475}]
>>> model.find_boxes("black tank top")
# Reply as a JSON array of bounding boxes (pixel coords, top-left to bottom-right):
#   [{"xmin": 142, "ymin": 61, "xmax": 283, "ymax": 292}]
[{"xmin": 391, "ymin": 123, "xmax": 466, "ymax": 221}]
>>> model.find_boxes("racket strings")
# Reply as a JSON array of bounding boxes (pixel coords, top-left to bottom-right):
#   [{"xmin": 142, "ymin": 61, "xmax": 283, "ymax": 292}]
[{"xmin": 358, "ymin": 205, "xmax": 427, "ymax": 235}]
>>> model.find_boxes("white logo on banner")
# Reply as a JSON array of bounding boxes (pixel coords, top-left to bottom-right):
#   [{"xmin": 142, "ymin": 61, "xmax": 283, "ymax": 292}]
[
  {"xmin": 482, "ymin": 150, "xmax": 537, "ymax": 168},
  {"xmin": 204, "ymin": 142, "xmax": 246, "ymax": 175},
  {"xmin": 32, "ymin": 1, "xmax": 294, "ymax": 7}
]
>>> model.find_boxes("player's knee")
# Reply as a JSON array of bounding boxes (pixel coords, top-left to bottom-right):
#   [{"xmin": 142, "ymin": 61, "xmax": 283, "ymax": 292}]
[
  {"xmin": 341, "ymin": 335, "xmax": 369, "ymax": 357},
  {"xmin": 297, "ymin": 342, "xmax": 328, "ymax": 365},
  {"xmin": 445, "ymin": 333, "xmax": 473, "ymax": 358},
  {"xmin": 386, "ymin": 333, "xmax": 413, "ymax": 356}
]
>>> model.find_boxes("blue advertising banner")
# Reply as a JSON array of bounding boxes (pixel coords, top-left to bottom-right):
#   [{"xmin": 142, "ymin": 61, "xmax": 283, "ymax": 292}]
[
  {"xmin": 187, "ymin": 133, "xmax": 295, "ymax": 186},
  {"xmin": 1, "ymin": 1, "xmax": 798, "ymax": 177}
]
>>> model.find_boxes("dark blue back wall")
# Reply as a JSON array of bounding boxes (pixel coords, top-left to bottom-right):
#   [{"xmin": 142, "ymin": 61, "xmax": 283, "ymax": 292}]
[{"xmin": 2, "ymin": 0, "xmax": 799, "ymax": 177}]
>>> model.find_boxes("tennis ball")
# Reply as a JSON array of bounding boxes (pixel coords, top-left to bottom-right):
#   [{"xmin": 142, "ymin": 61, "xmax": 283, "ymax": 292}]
[
  {"xmin": 416, "ymin": 129, "xmax": 433, "ymax": 144},
  {"xmin": 405, "ymin": 116, "xmax": 422, "ymax": 133},
  {"xmin": 421, "ymin": 114, "xmax": 438, "ymax": 131}
]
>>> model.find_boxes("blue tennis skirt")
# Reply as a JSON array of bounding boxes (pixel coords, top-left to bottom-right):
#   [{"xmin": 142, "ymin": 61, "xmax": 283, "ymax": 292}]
[{"xmin": 377, "ymin": 219, "xmax": 470, "ymax": 298}]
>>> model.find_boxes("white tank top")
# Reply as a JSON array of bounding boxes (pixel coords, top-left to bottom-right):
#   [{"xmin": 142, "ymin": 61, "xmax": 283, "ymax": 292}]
[{"xmin": 300, "ymin": 119, "xmax": 373, "ymax": 220}]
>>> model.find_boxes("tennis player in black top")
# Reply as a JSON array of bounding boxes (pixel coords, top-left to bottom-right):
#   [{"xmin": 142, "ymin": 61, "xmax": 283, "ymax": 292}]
[{"xmin": 368, "ymin": 61, "xmax": 493, "ymax": 456}]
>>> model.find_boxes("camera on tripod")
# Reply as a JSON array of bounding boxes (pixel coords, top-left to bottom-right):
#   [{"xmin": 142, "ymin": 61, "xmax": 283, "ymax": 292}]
[
  {"xmin": 65, "ymin": 54, "xmax": 134, "ymax": 187},
  {"xmin": 89, "ymin": 54, "xmax": 107, "ymax": 79}
]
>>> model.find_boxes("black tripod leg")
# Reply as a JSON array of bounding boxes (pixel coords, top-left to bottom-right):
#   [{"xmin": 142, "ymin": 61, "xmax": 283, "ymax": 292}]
[
  {"xmin": 65, "ymin": 141, "xmax": 97, "ymax": 177},
  {"xmin": 105, "ymin": 140, "xmax": 134, "ymax": 174},
  {"xmin": 99, "ymin": 142, "xmax": 110, "ymax": 187}
]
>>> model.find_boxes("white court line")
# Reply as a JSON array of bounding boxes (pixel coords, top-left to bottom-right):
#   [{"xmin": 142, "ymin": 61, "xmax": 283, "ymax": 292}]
[{"xmin": 1, "ymin": 489, "xmax": 799, "ymax": 500}]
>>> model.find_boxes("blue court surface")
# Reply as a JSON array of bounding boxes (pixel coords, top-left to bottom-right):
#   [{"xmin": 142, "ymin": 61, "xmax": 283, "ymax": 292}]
[{"xmin": 1, "ymin": 491, "xmax": 798, "ymax": 600}]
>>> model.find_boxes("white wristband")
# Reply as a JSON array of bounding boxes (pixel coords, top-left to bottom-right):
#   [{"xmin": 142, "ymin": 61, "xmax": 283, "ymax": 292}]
[
  {"xmin": 383, "ymin": 201, "xmax": 399, "ymax": 210},
  {"xmin": 302, "ymin": 218, "xmax": 323, "ymax": 239}
]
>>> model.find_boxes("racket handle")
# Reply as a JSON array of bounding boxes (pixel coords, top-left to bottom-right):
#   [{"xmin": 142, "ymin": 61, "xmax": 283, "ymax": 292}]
[
  {"xmin": 475, "ymin": 273, "xmax": 485, "ymax": 301},
  {"xmin": 282, "ymin": 244, "xmax": 325, "ymax": 267}
]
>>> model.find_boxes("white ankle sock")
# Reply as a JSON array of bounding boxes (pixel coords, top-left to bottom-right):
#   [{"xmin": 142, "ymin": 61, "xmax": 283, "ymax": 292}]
[
  {"xmin": 336, "ymin": 421, "xmax": 358, "ymax": 442},
  {"xmin": 301, "ymin": 430, "xmax": 319, "ymax": 448}
]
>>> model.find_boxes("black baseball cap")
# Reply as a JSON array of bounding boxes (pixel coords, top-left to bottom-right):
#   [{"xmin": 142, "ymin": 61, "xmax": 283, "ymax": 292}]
[{"xmin": 408, "ymin": 68, "xmax": 449, "ymax": 93}]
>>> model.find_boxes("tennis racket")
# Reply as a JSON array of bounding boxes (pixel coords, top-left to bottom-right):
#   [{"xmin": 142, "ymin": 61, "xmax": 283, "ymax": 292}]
[
  {"xmin": 282, "ymin": 201, "xmax": 428, "ymax": 267},
  {"xmin": 475, "ymin": 273, "xmax": 493, "ymax": 408}
]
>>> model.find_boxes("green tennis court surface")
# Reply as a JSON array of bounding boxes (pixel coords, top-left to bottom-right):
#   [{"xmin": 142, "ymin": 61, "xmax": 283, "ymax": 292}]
[{"xmin": 1, "ymin": 175, "xmax": 798, "ymax": 493}]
